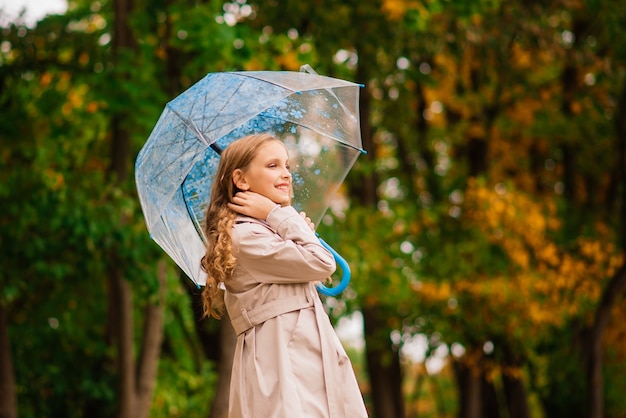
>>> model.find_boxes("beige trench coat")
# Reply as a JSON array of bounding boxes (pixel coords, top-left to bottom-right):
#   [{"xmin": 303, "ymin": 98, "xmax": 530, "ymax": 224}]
[{"xmin": 224, "ymin": 206, "xmax": 368, "ymax": 418}]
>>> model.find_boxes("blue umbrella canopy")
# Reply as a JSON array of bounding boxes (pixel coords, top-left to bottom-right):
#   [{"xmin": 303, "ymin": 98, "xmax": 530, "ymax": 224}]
[{"xmin": 135, "ymin": 69, "xmax": 363, "ymax": 288}]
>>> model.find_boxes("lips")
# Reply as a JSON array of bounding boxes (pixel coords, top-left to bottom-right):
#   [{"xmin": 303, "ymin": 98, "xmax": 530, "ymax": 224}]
[{"xmin": 275, "ymin": 183, "xmax": 290, "ymax": 192}]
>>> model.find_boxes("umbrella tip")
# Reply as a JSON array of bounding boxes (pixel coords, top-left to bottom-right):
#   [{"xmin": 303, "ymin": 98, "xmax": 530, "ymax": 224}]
[{"xmin": 359, "ymin": 83, "xmax": 365, "ymax": 88}]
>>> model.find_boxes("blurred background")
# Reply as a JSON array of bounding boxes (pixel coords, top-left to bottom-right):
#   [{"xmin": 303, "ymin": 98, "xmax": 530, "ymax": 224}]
[{"xmin": 1, "ymin": 0, "xmax": 625, "ymax": 417}]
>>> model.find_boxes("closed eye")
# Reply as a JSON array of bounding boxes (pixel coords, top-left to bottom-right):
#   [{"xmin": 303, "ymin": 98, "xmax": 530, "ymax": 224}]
[{"xmin": 267, "ymin": 161, "xmax": 290, "ymax": 170}]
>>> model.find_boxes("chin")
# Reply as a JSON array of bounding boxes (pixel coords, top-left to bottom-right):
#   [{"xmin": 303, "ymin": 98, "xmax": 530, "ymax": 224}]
[{"xmin": 272, "ymin": 195, "xmax": 290, "ymax": 206}]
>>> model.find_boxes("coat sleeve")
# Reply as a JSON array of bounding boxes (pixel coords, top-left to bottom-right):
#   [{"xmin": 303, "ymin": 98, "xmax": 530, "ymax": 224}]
[{"xmin": 231, "ymin": 206, "xmax": 336, "ymax": 284}]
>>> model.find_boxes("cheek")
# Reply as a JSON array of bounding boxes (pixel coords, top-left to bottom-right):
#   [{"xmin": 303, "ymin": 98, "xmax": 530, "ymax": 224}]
[{"xmin": 259, "ymin": 171, "xmax": 274, "ymax": 182}]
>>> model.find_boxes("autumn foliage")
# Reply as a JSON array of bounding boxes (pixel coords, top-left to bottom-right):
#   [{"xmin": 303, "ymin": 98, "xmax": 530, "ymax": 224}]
[{"xmin": 2, "ymin": 0, "xmax": 626, "ymax": 417}]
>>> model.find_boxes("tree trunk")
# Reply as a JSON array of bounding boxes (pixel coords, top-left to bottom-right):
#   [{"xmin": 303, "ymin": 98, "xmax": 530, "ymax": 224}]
[
  {"xmin": 453, "ymin": 358, "xmax": 482, "ymax": 418},
  {"xmin": 352, "ymin": 31, "xmax": 405, "ymax": 418},
  {"xmin": 586, "ymin": 262, "xmax": 626, "ymax": 418},
  {"xmin": 109, "ymin": 0, "xmax": 158, "ymax": 415},
  {"xmin": 467, "ymin": 134, "xmax": 488, "ymax": 178},
  {"xmin": 108, "ymin": 118, "xmax": 134, "ymax": 418},
  {"xmin": 559, "ymin": 35, "xmax": 578, "ymax": 204},
  {"xmin": 114, "ymin": 261, "xmax": 166, "ymax": 418},
  {"xmin": 585, "ymin": 79, "xmax": 626, "ymax": 418},
  {"xmin": 183, "ymin": 275, "xmax": 222, "ymax": 362},
  {"xmin": 115, "ymin": 269, "xmax": 137, "ymax": 418},
  {"xmin": 502, "ymin": 370, "xmax": 530, "ymax": 418},
  {"xmin": 611, "ymin": 78, "xmax": 626, "ymax": 247},
  {"xmin": 181, "ymin": 272, "xmax": 237, "ymax": 418},
  {"xmin": 362, "ymin": 306, "xmax": 404, "ymax": 418},
  {"xmin": 110, "ymin": 0, "xmax": 134, "ymax": 181},
  {"xmin": 481, "ymin": 376, "xmax": 500, "ymax": 418},
  {"xmin": 502, "ymin": 348, "xmax": 530, "ymax": 418},
  {"xmin": 208, "ymin": 314, "xmax": 237, "ymax": 418},
  {"xmin": 0, "ymin": 305, "xmax": 17, "ymax": 418},
  {"xmin": 136, "ymin": 261, "xmax": 167, "ymax": 418}
]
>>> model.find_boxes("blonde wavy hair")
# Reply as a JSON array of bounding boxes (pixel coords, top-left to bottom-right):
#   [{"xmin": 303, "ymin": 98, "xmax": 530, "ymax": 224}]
[{"xmin": 200, "ymin": 133, "xmax": 284, "ymax": 318}]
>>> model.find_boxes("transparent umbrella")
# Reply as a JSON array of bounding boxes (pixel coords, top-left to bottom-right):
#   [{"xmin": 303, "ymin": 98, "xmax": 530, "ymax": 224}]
[{"xmin": 135, "ymin": 66, "xmax": 364, "ymax": 294}]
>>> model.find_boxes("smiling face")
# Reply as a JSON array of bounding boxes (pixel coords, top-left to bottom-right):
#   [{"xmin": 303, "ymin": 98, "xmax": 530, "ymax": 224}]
[{"xmin": 233, "ymin": 140, "xmax": 292, "ymax": 206}]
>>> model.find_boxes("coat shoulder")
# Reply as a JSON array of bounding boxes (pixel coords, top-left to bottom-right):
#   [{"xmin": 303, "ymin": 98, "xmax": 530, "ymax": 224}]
[{"xmin": 232, "ymin": 216, "xmax": 275, "ymax": 240}]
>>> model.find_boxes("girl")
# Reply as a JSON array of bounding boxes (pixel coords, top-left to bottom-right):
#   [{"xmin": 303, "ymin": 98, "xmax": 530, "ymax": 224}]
[{"xmin": 201, "ymin": 133, "xmax": 368, "ymax": 418}]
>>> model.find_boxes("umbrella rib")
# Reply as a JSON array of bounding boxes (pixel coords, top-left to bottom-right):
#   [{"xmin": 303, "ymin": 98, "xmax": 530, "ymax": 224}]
[
  {"xmin": 236, "ymin": 72, "xmax": 359, "ymax": 94},
  {"xmin": 256, "ymin": 113, "xmax": 365, "ymax": 153},
  {"xmin": 168, "ymin": 78, "xmax": 247, "ymax": 147},
  {"xmin": 170, "ymin": 77, "xmax": 265, "ymax": 148},
  {"xmin": 200, "ymin": 78, "xmax": 249, "ymax": 140},
  {"xmin": 147, "ymin": 129, "xmax": 202, "ymax": 183},
  {"xmin": 168, "ymin": 106, "xmax": 209, "ymax": 146},
  {"xmin": 236, "ymin": 72, "xmax": 360, "ymax": 123}
]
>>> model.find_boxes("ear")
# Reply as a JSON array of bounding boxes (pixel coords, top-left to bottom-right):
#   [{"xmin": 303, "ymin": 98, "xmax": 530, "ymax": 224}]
[{"xmin": 232, "ymin": 169, "xmax": 249, "ymax": 191}]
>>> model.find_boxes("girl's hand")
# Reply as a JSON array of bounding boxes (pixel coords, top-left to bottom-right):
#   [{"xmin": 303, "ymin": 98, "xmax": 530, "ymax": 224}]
[
  {"xmin": 300, "ymin": 211, "xmax": 315, "ymax": 232},
  {"xmin": 228, "ymin": 191, "xmax": 278, "ymax": 220}
]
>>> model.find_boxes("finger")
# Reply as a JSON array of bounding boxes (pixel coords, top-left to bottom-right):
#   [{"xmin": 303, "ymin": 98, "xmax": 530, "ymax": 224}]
[
  {"xmin": 227, "ymin": 202, "xmax": 247, "ymax": 214},
  {"xmin": 232, "ymin": 193, "xmax": 252, "ymax": 205}
]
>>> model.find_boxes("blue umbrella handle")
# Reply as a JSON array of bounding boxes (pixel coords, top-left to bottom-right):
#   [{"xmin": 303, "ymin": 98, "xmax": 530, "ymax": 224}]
[{"xmin": 316, "ymin": 236, "xmax": 351, "ymax": 296}]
